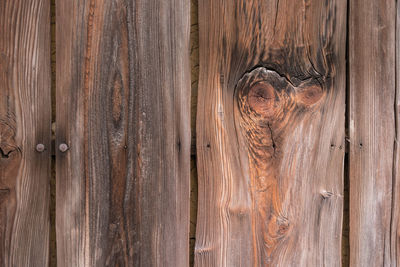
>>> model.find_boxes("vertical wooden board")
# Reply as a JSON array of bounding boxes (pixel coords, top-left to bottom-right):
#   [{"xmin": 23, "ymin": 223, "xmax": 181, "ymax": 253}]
[
  {"xmin": 349, "ymin": 0, "xmax": 397, "ymax": 266},
  {"xmin": 195, "ymin": 1, "xmax": 346, "ymax": 266},
  {"xmin": 0, "ymin": 1, "xmax": 51, "ymax": 266},
  {"xmin": 56, "ymin": 0, "xmax": 190, "ymax": 266},
  {"xmin": 395, "ymin": 2, "xmax": 400, "ymax": 265}
]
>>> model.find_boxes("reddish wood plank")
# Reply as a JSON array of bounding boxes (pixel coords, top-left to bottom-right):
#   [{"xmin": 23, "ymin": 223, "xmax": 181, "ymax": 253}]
[{"xmin": 196, "ymin": 1, "xmax": 346, "ymax": 266}]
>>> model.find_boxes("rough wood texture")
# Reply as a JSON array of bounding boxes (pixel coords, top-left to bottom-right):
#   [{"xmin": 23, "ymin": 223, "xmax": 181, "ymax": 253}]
[
  {"xmin": 396, "ymin": 3, "xmax": 400, "ymax": 265},
  {"xmin": 56, "ymin": 0, "xmax": 190, "ymax": 266},
  {"xmin": 196, "ymin": 1, "xmax": 346, "ymax": 266},
  {"xmin": 190, "ymin": 0, "xmax": 200, "ymax": 265},
  {"xmin": 0, "ymin": 0, "xmax": 51, "ymax": 266},
  {"xmin": 349, "ymin": 0, "xmax": 397, "ymax": 266}
]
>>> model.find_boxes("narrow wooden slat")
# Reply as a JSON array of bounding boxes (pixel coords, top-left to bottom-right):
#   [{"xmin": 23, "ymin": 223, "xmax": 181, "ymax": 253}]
[
  {"xmin": 395, "ymin": 2, "xmax": 400, "ymax": 264},
  {"xmin": 56, "ymin": 0, "xmax": 190, "ymax": 266},
  {"xmin": 349, "ymin": 0, "xmax": 397, "ymax": 266},
  {"xmin": 0, "ymin": 0, "xmax": 51, "ymax": 266},
  {"xmin": 196, "ymin": 1, "xmax": 346, "ymax": 266}
]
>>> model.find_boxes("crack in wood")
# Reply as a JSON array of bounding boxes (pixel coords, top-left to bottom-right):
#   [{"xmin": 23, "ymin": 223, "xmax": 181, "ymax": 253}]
[{"xmin": 266, "ymin": 122, "xmax": 276, "ymax": 157}]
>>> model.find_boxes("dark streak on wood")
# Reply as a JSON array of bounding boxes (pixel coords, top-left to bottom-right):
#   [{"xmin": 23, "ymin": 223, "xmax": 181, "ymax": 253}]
[{"xmin": 56, "ymin": 0, "xmax": 190, "ymax": 266}]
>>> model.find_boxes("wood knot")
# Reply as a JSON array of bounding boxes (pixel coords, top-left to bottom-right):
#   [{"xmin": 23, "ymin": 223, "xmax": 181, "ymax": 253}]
[
  {"xmin": 0, "ymin": 188, "xmax": 11, "ymax": 203},
  {"xmin": 236, "ymin": 67, "xmax": 290, "ymax": 121},
  {"xmin": 0, "ymin": 188, "xmax": 10, "ymax": 196},
  {"xmin": 0, "ymin": 122, "xmax": 20, "ymax": 158},
  {"xmin": 236, "ymin": 67, "xmax": 324, "ymax": 122},
  {"xmin": 0, "ymin": 143, "xmax": 20, "ymax": 159},
  {"xmin": 265, "ymin": 214, "xmax": 291, "ymax": 248},
  {"xmin": 296, "ymin": 84, "xmax": 324, "ymax": 106},
  {"xmin": 247, "ymin": 82, "xmax": 278, "ymax": 118},
  {"xmin": 320, "ymin": 190, "xmax": 333, "ymax": 199},
  {"xmin": 235, "ymin": 67, "xmax": 325, "ymax": 260}
]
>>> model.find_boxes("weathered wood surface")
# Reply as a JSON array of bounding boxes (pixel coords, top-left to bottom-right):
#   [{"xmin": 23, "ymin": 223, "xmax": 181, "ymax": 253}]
[
  {"xmin": 349, "ymin": 0, "xmax": 398, "ymax": 266},
  {"xmin": 0, "ymin": 0, "xmax": 51, "ymax": 266},
  {"xmin": 56, "ymin": 0, "xmax": 190, "ymax": 266},
  {"xmin": 195, "ymin": 1, "xmax": 346, "ymax": 266},
  {"xmin": 396, "ymin": 3, "xmax": 400, "ymax": 265}
]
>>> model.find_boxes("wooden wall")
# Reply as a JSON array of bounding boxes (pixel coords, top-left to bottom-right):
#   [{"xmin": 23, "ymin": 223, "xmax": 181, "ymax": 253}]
[{"xmin": 1, "ymin": 0, "xmax": 400, "ymax": 266}]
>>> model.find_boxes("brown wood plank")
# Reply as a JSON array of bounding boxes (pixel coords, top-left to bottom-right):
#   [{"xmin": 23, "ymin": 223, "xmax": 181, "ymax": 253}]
[
  {"xmin": 349, "ymin": 0, "xmax": 397, "ymax": 266},
  {"xmin": 395, "ymin": 2, "xmax": 400, "ymax": 265},
  {"xmin": 195, "ymin": 1, "xmax": 346, "ymax": 266},
  {"xmin": 56, "ymin": 0, "xmax": 190, "ymax": 266},
  {"xmin": 0, "ymin": 0, "xmax": 51, "ymax": 266}
]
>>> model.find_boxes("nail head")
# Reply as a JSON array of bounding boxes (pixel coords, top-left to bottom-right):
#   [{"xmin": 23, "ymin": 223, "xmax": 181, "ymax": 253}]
[
  {"xmin": 36, "ymin": 144, "xmax": 45, "ymax": 152},
  {"xmin": 59, "ymin": 143, "xmax": 69, "ymax": 152}
]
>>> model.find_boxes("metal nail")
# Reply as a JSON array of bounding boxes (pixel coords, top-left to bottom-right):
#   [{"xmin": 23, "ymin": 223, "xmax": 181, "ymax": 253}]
[
  {"xmin": 59, "ymin": 143, "xmax": 69, "ymax": 153},
  {"xmin": 36, "ymin": 144, "xmax": 45, "ymax": 152}
]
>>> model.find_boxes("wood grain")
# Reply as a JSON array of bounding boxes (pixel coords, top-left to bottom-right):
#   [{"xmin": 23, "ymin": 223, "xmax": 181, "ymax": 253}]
[
  {"xmin": 195, "ymin": 1, "xmax": 346, "ymax": 266},
  {"xmin": 395, "ymin": 2, "xmax": 400, "ymax": 265},
  {"xmin": 349, "ymin": 0, "xmax": 398, "ymax": 266},
  {"xmin": 56, "ymin": 0, "xmax": 190, "ymax": 266},
  {"xmin": 0, "ymin": 0, "xmax": 51, "ymax": 266}
]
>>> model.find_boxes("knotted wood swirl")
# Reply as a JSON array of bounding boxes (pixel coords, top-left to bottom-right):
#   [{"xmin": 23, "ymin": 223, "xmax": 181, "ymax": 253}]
[{"xmin": 235, "ymin": 67, "xmax": 324, "ymax": 264}]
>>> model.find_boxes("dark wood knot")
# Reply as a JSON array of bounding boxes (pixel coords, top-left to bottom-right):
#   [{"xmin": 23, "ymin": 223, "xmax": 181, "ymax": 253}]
[
  {"xmin": 296, "ymin": 84, "xmax": 324, "ymax": 106},
  {"xmin": 236, "ymin": 67, "xmax": 324, "ymax": 122},
  {"xmin": 0, "ymin": 144, "xmax": 19, "ymax": 159},
  {"xmin": 247, "ymin": 82, "xmax": 278, "ymax": 118},
  {"xmin": 266, "ymin": 214, "xmax": 291, "ymax": 242}
]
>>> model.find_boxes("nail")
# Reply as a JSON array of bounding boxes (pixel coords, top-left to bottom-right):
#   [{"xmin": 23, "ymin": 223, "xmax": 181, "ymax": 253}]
[
  {"xmin": 36, "ymin": 144, "xmax": 45, "ymax": 152},
  {"xmin": 59, "ymin": 143, "xmax": 69, "ymax": 153}
]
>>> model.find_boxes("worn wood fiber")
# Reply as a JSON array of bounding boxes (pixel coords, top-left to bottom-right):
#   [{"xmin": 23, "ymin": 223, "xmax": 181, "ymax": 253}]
[
  {"xmin": 196, "ymin": 1, "xmax": 346, "ymax": 266},
  {"xmin": 396, "ymin": 2, "xmax": 400, "ymax": 265},
  {"xmin": 56, "ymin": 0, "xmax": 190, "ymax": 266},
  {"xmin": 349, "ymin": 0, "xmax": 398, "ymax": 266},
  {"xmin": 0, "ymin": 0, "xmax": 51, "ymax": 266}
]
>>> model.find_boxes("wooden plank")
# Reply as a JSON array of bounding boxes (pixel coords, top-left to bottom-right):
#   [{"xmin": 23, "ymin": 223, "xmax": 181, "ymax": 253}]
[
  {"xmin": 395, "ymin": 2, "xmax": 400, "ymax": 265},
  {"xmin": 0, "ymin": 0, "xmax": 51, "ymax": 266},
  {"xmin": 349, "ymin": 0, "xmax": 397, "ymax": 266},
  {"xmin": 56, "ymin": 0, "xmax": 190, "ymax": 266},
  {"xmin": 195, "ymin": 1, "xmax": 346, "ymax": 266}
]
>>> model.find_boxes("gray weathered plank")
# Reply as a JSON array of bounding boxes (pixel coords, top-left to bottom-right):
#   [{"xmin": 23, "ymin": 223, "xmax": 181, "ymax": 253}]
[
  {"xmin": 195, "ymin": 0, "xmax": 346, "ymax": 266},
  {"xmin": 0, "ymin": 0, "xmax": 51, "ymax": 265},
  {"xmin": 56, "ymin": 0, "xmax": 190, "ymax": 266},
  {"xmin": 349, "ymin": 0, "xmax": 398, "ymax": 266}
]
